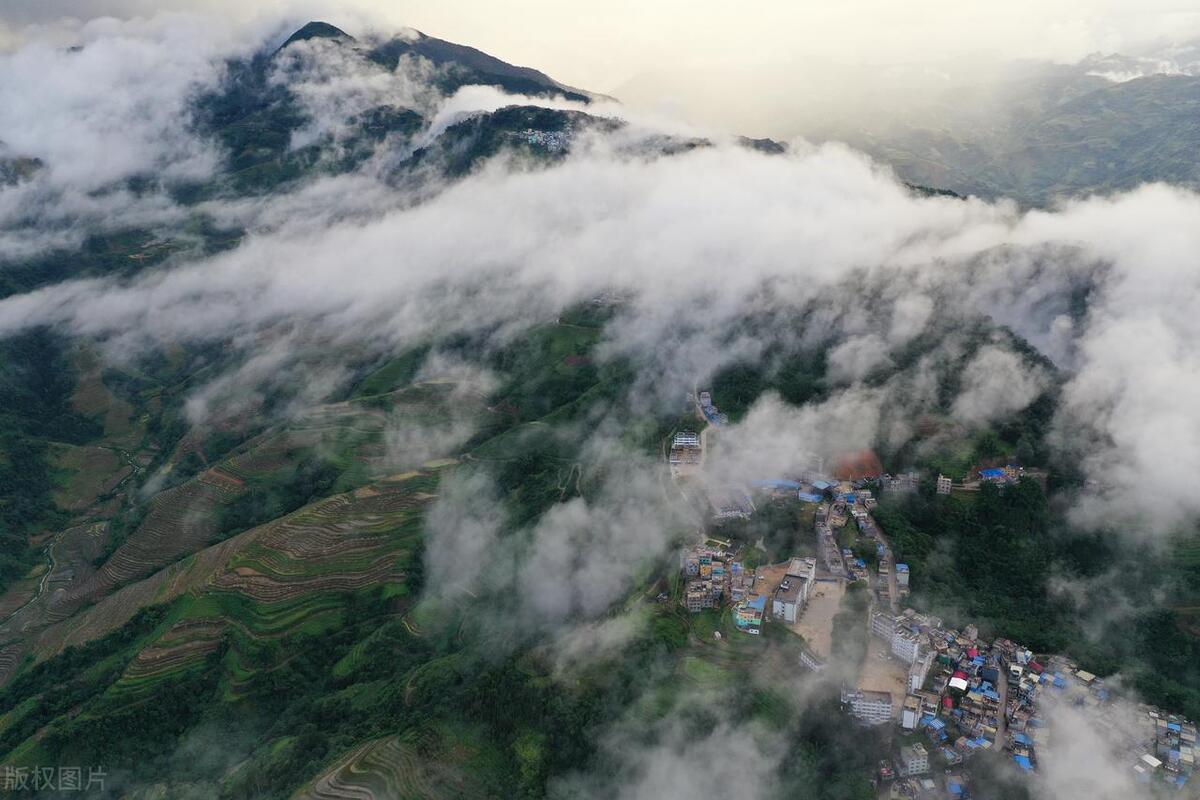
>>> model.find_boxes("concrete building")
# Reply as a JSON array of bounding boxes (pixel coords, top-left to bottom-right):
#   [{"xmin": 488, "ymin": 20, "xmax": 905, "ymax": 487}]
[
  {"xmin": 901, "ymin": 695, "xmax": 923, "ymax": 731},
  {"xmin": 772, "ymin": 577, "xmax": 807, "ymax": 623},
  {"xmin": 735, "ymin": 593, "xmax": 766, "ymax": 634},
  {"xmin": 882, "ymin": 471, "xmax": 920, "ymax": 493},
  {"xmin": 800, "ymin": 650, "xmax": 826, "ymax": 673},
  {"xmin": 680, "ymin": 546, "xmax": 727, "ymax": 613},
  {"xmin": 684, "ymin": 580, "xmax": 719, "ymax": 612},
  {"xmin": 842, "ymin": 689, "xmax": 894, "ymax": 725},
  {"xmin": 897, "ymin": 743, "xmax": 930, "ymax": 776},
  {"xmin": 908, "ymin": 652, "xmax": 934, "ymax": 693},
  {"xmin": 936, "ymin": 474, "xmax": 953, "ymax": 495},
  {"xmin": 892, "ymin": 632, "xmax": 921, "ymax": 665},
  {"xmin": 896, "ymin": 563, "xmax": 910, "ymax": 587},
  {"xmin": 871, "ymin": 610, "xmax": 897, "ymax": 641},
  {"xmin": 672, "ymin": 431, "xmax": 700, "ymax": 449}
]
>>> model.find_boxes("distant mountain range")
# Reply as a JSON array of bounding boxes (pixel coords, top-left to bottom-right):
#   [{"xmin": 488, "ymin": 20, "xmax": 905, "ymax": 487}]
[
  {"xmin": 839, "ymin": 61, "xmax": 1200, "ymax": 206},
  {"xmin": 616, "ymin": 44, "xmax": 1200, "ymax": 206}
]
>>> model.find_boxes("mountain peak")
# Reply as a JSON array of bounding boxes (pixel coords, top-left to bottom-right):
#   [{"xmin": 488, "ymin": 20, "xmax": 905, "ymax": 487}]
[{"xmin": 280, "ymin": 21, "xmax": 353, "ymax": 50}]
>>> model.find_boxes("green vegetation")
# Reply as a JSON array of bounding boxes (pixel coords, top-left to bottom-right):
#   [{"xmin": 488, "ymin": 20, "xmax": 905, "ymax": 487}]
[
  {"xmin": 215, "ymin": 455, "xmax": 341, "ymax": 540},
  {"xmin": 717, "ymin": 496, "xmax": 817, "ymax": 564},
  {"xmin": 0, "ymin": 330, "xmax": 103, "ymax": 592},
  {"xmin": 875, "ymin": 479, "xmax": 1060, "ymax": 648}
]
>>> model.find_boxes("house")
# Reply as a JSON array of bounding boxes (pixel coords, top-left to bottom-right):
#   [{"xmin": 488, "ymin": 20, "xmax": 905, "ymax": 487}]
[
  {"xmin": 680, "ymin": 545, "xmax": 728, "ymax": 613},
  {"xmin": 896, "ymin": 563, "xmax": 910, "ymax": 587},
  {"xmin": 842, "ymin": 689, "xmax": 894, "ymax": 725},
  {"xmin": 684, "ymin": 580, "xmax": 719, "ymax": 612},
  {"xmin": 735, "ymin": 593, "xmax": 766, "ymax": 633}
]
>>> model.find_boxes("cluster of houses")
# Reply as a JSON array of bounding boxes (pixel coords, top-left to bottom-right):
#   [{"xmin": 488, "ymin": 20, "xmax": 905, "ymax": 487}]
[
  {"xmin": 697, "ymin": 390, "xmax": 728, "ymax": 426},
  {"xmin": 681, "ymin": 544, "xmax": 734, "ymax": 613},
  {"xmin": 975, "ymin": 464, "xmax": 1048, "ymax": 488},
  {"xmin": 679, "ymin": 544, "xmax": 818, "ymax": 638},
  {"xmin": 732, "ymin": 556, "xmax": 818, "ymax": 635},
  {"xmin": 840, "ymin": 603, "xmax": 1200, "ymax": 794},
  {"xmin": 515, "ymin": 125, "xmax": 572, "ymax": 152},
  {"xmin": 881, "ymin": 465, "xmax": 1049, "ymax": 497}
]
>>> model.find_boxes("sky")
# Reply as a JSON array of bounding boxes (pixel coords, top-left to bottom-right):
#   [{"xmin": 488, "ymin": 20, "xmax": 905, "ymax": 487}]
[{"xmin": 3, "ymin": 0, "xmax": 1200, "ymax": 93}]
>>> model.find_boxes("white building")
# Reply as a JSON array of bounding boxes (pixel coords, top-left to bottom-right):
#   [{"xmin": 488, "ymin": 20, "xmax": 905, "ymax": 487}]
[
  {"xmin": 897, "ymin": 744, "xmax": 929, "ymax": 776},
  {"xmin": 842, "ymin": 689, "xmax": 893, "ymax": 725},
  {"xmin": 892, "ymin": 632, "xmax": 921, "ymax": 665},
  {"xmin": 908, "ymin": 652, "xmax": 934, "ymax": 693},
  {"xmin": 901, "ymin": 695, "xmax": 922, "ymax": 731},
  {"xmin": 936, "ymin": 474, "xmax": 953, "ymax": 495},
  {"xmin": 672, "ymin": 431, "xmax": 700, "ymax": 449},
  {"xmin": 871, "ymin": 610, "xmax": 897, "ymax": 641},
  {"xmin": 772, "ymin": 580, "xmax": 805, "ymax": 623}
]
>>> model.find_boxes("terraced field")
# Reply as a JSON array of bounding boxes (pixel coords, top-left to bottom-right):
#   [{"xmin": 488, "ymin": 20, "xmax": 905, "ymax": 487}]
[
  {"xmin": 59, "ymin": 474, "xmax": 237, "ymax": 608},
  {"xmin": 19, "ymin": 469, "xmax": 437, "ymax": 676},
  {"xmin": 106, "ymin": 618, "xmax": 227, "ymax": 701},
  {"xmin": 295, "ymin": 728, "xmax": 492, "ymax": 800}
]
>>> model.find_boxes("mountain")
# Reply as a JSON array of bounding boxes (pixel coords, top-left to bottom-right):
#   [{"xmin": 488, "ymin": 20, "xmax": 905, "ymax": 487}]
[
  {"xmin": 617, "ymin": 48, "xmax": 1200, "ymax": 206},
  {"xmin": 3, "ymin": 18, "xmax": 1200, "ymax": 800},
  {"xmin": 842, "ymin": 68, "xmax": 1200, "ymax": 205}
]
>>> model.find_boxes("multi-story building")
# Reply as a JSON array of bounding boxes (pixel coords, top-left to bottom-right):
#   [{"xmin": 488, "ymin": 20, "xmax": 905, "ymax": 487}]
[
  {"xmin": 772, "ymin": 580, "xmax": 804, "ymax": 623},
  {"xmin": 882, "ymin": 471, "xmax": 920, "ymax": 493},
  {"xmin": 681, "ymin": 546, "xmax": 728, "ymax": 613},
  {"xmin": 901, "ymin": 695, "xmax": 922, "ymax": 731},
  {"xmin": 936, "ymin": 474, "xmax": 953, "ymax": 495},
  {"xmin": 892, "ymin": 632, "xmax": 921, "ymax": 665},
  {"xmin": 735, "ymin": 593, "xmax": 766, "ymax": 633},
  {"xmin": 871, "ymin": 610, "xmax": 897, "ymax": 640},
  {"xmin": 842, "ymin": 689, "xmax": 894, "ymax": 725},
  {"xmin": 684, "ymin": 580, "xmax": 719, "ymax": 612},
  {"xmin": 672, "ymin": 431, "xmax": 700, "ymax": 449},
  {"xmin": 897, "ymin": 743, "xmax": 929, "ymax": 776},
  {"xmin": 908, "ymin": 652, "xmax": 934, "ymax": 693}
]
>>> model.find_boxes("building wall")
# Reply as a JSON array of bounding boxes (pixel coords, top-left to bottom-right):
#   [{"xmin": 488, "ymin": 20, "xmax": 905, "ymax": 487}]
[
  {"xmin": 871, "ymin": 610, "xmax": 896, "ymax": 640},
  {"xmin": 892, "ymin": 634, "xmax": 920, "ymax": 664}
]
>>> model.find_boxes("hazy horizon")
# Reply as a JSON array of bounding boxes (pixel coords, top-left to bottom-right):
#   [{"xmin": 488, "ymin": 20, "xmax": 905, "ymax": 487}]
[{"xmin": 4, "ymin": 0, "xmax": 1200, "ymax": 104}]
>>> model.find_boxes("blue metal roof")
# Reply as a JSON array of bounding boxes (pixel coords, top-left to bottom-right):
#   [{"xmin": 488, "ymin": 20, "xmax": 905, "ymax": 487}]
[{"xmin": 752, "ymin": 479, "xmax": 802, "ymax": 490}]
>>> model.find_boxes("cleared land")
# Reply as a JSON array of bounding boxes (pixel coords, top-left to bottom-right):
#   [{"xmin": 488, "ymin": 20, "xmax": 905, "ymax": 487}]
[
  {"xmin": 791, "ymin": 578, "xmax": 845, "ymax": 659},
  {"xmin": 857, "ymin": 636, "xmax": 909, "ymax": 716}
]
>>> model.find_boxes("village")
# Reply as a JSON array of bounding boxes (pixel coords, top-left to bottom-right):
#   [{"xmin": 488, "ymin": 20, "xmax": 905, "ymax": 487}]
[{"xmin": 668, "ymin": 390, "xmax": 1198, "ymax": 799}]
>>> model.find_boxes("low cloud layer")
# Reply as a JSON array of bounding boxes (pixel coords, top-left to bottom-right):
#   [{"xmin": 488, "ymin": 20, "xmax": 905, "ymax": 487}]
[{"xmin": 0, "ymin": 14, "xmax": 1198, "ymax": 556}]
